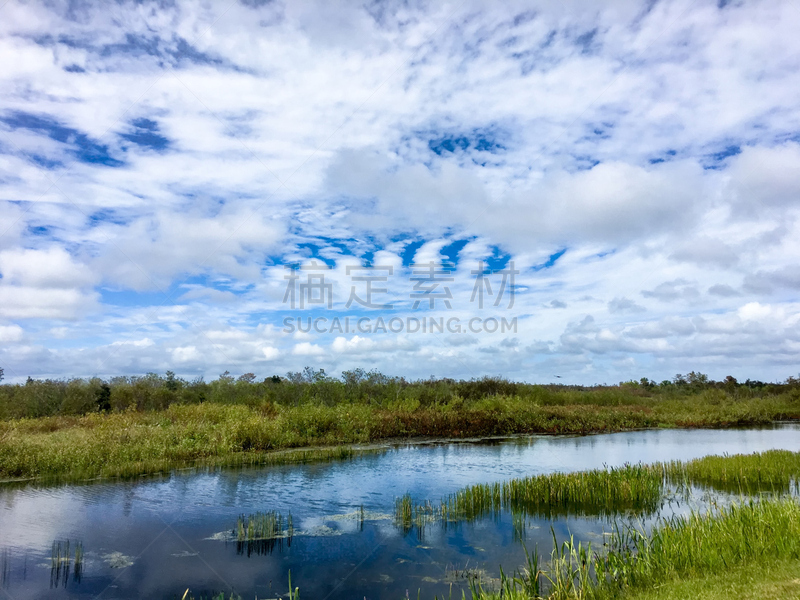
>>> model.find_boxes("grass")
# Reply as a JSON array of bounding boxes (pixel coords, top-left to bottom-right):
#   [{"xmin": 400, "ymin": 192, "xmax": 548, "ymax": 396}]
[
  {"xmin": 664, "ymin": 449, "xmax": 800, "ymax": 494},
  {"xmin": 619, "ymin": 557, "xmax": 800, "ymax": 600},
  {"xmin": 50, "ymin": 539, "xmax": 83, "ymax": 587},
  {"xmin": 469, "ymin": 497, "xmax": 800, "ymax": 599},
  {"xmin": 180, "ymin": 571, "xmax": 299, "ymax": 600},
  {"xmin": 235, "ymin": 510, "xmax": 294, "ymax": 555},
  {"xmin": 1, "ymin": 389, "xmax": 799, "ymax": 482},
  {"xmin": 396, "ymin": 464, "xmax": 664, "ymax": 531}
]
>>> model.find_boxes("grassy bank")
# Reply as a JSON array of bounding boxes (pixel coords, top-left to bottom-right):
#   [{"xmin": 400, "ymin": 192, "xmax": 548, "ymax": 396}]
[
  {"xmin": 1, "ymin": 388, "xmax": 799, "ymax": 481},
  {"xmin": 474, "ymin": 497, "xmax": 800, "ymax": 599},
  {"xmin": 620, "ymin": 558, "xmax": 800, "ymax": 600}
]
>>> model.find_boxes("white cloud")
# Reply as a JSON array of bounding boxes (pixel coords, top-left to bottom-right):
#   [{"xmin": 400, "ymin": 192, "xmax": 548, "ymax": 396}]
[
  {"xmin": 0, "ymin": 324, "xmax": 24, "ymax": 342},
  {"xmin": 0, "ymin": 1, "xmax": 799, "ymax": 383},
  {"xmin": 292, "ymin": 342, "xmax": 325, "ymax": 356}
]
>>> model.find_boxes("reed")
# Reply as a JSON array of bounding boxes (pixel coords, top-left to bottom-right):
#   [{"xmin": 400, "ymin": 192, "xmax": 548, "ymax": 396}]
[
  {"xmin": 469, "ymin": 497, "xmax": 800, "ymax": 599},
  {"xmin": 235, "ymin": 511, "xmax": 293, "ymax": 556},
  {"xmin": 663, "ymin": 449, "xmax": 800, "ymax": 494},
  {"xmin": 179, "ymin": 571, "xmax": 298, "ymax": 600},
  {"xmin": 50, "ymin": 539, "xmax": 82, "ymax": 588},
  {"xmin": 395, "ymin": 464, "xmax": 664, "ymax": 529}
]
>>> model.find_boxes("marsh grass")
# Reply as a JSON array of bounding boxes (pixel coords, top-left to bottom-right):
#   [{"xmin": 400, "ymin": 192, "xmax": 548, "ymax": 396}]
[
  {"xmin": 396, "ymin": 450, "xmax": 800, "ymax": 533},
  {"xmin": 664, "ymin": 449, "xmax": 800, "ymax": 494},
  {"xmin": 468, "ymin": 497, "xmax": 800, "ymax": 599},
  {"xmin": 1, "ymin": 383, "xmax": 798, "ymax": 483},
  {"xmin": 235, "ymin": 511, "xmax": 293, "ymax": 555},
  {"xmin": 180, "ymin": 570, "xmax": 298, "ymax": 600},
  {"xmin": 50, "ymin": 539, "xmax": 82, "ymax": 588},
  {"xmin": 395, "ymin": 464, "xmax": 664, "ymax": 532}
]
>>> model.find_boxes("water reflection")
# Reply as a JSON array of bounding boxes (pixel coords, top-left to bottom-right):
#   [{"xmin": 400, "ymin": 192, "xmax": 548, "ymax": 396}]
[{"xmin": 0, "ymin": 425, "xmax": 797, "ymax": 599}]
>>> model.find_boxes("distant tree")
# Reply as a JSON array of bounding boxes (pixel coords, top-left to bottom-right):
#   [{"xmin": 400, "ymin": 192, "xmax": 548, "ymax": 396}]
[
  {"xmin": 302, "ymin": 366, "xmax": 327, "ymax": 383},
  {"xmin": 165, "ymin": 371, "xmax": 180, "ymax": 391},
  {"xmin": 219, "ymin": 370, "xmax": 234, "ymax": 383},
  {"xmin": 238, "ymin": 373, "xmax": 256, "ymax": 383},
  {"xmin": 286, "ymin": 367, "xmax": 327, "ymax": 384},
  {"xmin": 342, "ymin": 368, "xmax": 367, "ymax": 386},
  {"xmin": 687, "ymin": 371, "xmax": 709, "ymax": 386},
  {"xmin": 673, "ymin": 374, "xmax": 687, "ymax": 386},
  {"xmin": 95, "ymin": 383, "xmax": 111, "ymax": 412},
  {"xmin": 723, "ymin": 375, "xmax": 738, "ymax": 391},
  {"xmin": 266, "ymin": 375, "xmax": 282, "ymax": 384}
]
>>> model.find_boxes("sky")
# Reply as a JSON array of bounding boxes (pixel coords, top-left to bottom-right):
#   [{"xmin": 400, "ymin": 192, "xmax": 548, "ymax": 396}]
[{"xmin": 0, "ymin": 0, "xmax": 799, "ymax": 384}]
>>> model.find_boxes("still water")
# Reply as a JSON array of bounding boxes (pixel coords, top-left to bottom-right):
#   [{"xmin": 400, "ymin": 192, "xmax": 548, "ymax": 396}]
[{"xmin": 2, "ymin": 425, "xmax": 799, "ymax": 599}]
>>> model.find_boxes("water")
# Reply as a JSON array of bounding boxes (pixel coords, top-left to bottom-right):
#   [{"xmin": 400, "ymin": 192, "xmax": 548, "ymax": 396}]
[{"xmin": 1, "ymin": 425, "xmax": 799, "ymax": 599}]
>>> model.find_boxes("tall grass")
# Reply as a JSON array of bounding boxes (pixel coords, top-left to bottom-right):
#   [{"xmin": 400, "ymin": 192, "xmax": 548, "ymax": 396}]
[
  {"xmin": 396, "ymin": 464, "xmax": 664, "ymax": 530},
  {"xmin": 396, "ymin": 451, "xmax": 800, "ymax": 532},
  {"xmin": 3, "ymin": 391, "xmax": 798, "ymax": 483},
  {"xmin": 50, "ymin": 539, "xmax": 82, "ymax": 587},
  {"xmin": 235, "ymin": 510, "xmax": 293, "ymax": 556},
  {"xmin": 593, "ymin": 498, "xmax": 800, "ymax": 598},
  {"xmin": 469, "ymin": 497, "xmax": 800, "ymax": 599},
  {"xmin": 664, "ymin": 449, "xmax": 800, "ymax": 494}
]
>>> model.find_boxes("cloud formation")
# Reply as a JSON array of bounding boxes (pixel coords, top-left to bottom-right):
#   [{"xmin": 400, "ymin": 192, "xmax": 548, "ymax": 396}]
[{"xmin": 0, "ymin": 0, "xmax": 799, "ymax": 384}]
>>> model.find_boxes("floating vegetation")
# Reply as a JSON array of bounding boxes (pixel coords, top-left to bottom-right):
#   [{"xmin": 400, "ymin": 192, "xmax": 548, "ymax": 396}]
[
  {"xmin": 50, "ymin": 540, "xmax": 82, "ymax": 588},
  {"xmin": 235, "ymin": 511, "xmax": 293, "ymax": 555},
  {"xmin": 102, "ymin": 551, "xmax": 133, "ymax": 568}
]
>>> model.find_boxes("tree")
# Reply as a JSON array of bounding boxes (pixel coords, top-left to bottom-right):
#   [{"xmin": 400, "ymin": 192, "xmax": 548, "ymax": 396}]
[
  {"xmin": 95, "ymin": 383, "xmax": 111, "ymax": 412},
  {"xmin": 723, "ymin": 375, "xmax": 738, "ymax": 391},
  {"xmin": 0, "ymin": 366, "xmax": 4, "ymax": 383},
  {"xmin": 238, "ymin": 373, "xmax": 256, "ymax": 383},
  {"xmin": 687, "ymin": 371, "xmax": 709, "ymax": 386},
  {"xmin": 165, "ymin": 371, "xmax": 180, "ymax": 391}
]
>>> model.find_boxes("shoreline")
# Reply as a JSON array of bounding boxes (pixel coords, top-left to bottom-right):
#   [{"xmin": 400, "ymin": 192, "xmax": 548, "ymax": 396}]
[{"xmin": 2, "ymin": 418, "xmax": 798, "ymax": 487}]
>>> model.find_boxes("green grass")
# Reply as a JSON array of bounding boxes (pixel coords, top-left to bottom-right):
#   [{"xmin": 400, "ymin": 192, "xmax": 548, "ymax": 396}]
[
  {"xmin": 469, "ymin": 497, "xmax": 800, "ymax": 600},
  {"xmin": 236, "ymin": 510, "xmax": 293, "ymax": 541},
  {"xmin": 664, "ymin": 449, "xmax": 800, "ymax": 494},
  {"xmin": 620, "ymin": 558, "xmax": 800, "ymax": 600},
  {"xmin": 396, "ymin": 464, "xmax": 664, "ymax": 530},
  {"xmin": 1, "ymin": 390, "xmax": 799, "ymax": 482},
  {"xmin": 396, "ymin": 450, "xmax": 800, "ymax": 531}
]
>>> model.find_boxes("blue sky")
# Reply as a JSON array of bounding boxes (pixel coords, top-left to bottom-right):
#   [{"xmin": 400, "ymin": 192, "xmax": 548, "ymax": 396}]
[{"xmin": 0, "ymin": 0, "xmax": 799, "ymax": 384}]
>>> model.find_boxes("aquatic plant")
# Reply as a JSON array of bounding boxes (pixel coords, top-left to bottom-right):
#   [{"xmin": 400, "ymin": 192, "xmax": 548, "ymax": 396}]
[
  {"xmin": 235, "ymin": 511, "xmax": 293, "ymax": 556},
  {"xmin": 50, "ymin": 539, "xmax": 83, "ymax": 588},
  {"xmin": 469, "ymin": 497, "xmax": 800, "ymax": 599},
  {"xmin": 396, "ymin": 464, "xmax": 664, "ymax": 530},
  {"xmin": 179, "ymin": 570, "xmax": 298, "ymax": 600},
  {"xmin": 663, "ymin": 449, "xmax": 800, "ymax": 494}
]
